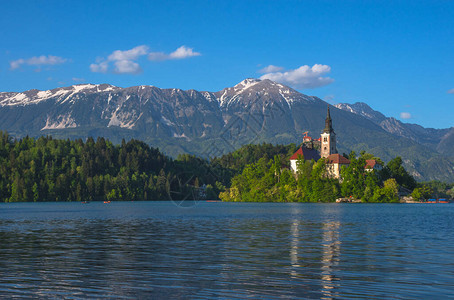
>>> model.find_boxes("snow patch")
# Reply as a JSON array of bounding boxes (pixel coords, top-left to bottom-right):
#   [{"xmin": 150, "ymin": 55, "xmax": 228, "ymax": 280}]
[
  {"xmin": 279, "ymin": 90, "xmax": 293, "ymax": 107},
  {"xmin": 161, "ymin": 116, "xmax": 175, "ymax": 127},
  {"xmin": 234, "ymin": 78, "xmax": 261, "ymax": 92},
  {"xmin": 219, "ymin": 89, "xmax": 229, "ymax": 106},
  {"xmin": 108, "ymin": 108, "xmax": 142, "ymax": 129},
  {"xmin": 41, "ymin": 114, "xmax": 77, "ymax": 130},
  {"xmin": 0, "ymin": 84, "xmax": 120, "ymax": 107},
  {"xmin": 72, "ymin": 84, "xmax": 96, "ymax": 93},
  {"xmin": 12, "ymin": 93, "xmax": 27, "ymax": 102},
  {"xmin": 173, "ymin": 132, "xmax": 191, "ymax": 141},
  {"xmin": 37, "ymin": 90, "xmax": 51, "ymax": 98},
  {"xmin": 101, "ymin": 86, "xmax": 116, "ymax": 92}
]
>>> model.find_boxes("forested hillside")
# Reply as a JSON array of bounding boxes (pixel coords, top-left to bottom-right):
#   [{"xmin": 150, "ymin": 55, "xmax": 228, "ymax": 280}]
[{"xmin": 0, "ymin": 131, "xmax": 226, "ymax": 202}]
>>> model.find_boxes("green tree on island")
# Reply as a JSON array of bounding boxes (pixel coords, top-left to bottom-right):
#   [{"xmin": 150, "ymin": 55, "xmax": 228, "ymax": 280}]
[{"xmin": 220, "ymin": 150, "xmax": 419, "ymax": 203}]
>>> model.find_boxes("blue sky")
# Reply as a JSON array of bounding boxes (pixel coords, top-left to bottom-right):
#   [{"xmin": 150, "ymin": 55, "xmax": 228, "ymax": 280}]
[{"xmin": 1, "ymin": 0, "xmax": 453, "ymax": 128}]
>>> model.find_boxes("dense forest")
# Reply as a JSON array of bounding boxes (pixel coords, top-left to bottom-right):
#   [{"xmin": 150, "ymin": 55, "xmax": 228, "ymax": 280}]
[
  {"xmin": 0, "ymin": 131, "xmax": 226, "ymax": 202},
  {"xmin": 0, "ymin": 131, "xmax": 452, "ymax": 202}
]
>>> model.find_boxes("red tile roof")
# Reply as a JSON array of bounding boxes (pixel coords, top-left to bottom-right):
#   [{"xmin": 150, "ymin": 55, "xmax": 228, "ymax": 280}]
[
  {"xmin": 365, "ymin": 159, "xmax": 377, "ymax": 169},
  {"xmin": 326, "ymin": 154, "xmax": 350, "ymax": 164},
  {"xmin": 290, "ymin": 147, "xmax": 321, "ymax": 161}
]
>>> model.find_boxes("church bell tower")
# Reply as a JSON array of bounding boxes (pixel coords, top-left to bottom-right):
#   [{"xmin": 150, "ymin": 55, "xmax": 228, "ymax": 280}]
[{"xmin": 320, "ymin": 105, "xmax": 337, "ymax": 158}]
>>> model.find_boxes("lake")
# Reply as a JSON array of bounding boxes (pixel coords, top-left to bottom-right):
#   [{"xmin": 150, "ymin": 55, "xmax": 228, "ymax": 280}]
[{"xmin": 1, "ymin": 201, "xmax": 453, "ymax": 299}]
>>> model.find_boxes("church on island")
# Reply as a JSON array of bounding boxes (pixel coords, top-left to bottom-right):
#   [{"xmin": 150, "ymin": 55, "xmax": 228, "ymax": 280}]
[{"xmin": 290, "ymin": 106, "xmax": 380, "ymax": 178}]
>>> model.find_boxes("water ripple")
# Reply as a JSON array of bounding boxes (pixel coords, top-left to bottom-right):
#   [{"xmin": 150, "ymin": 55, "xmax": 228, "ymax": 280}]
[{"xmin": 1, "ymin": 202, "xmax": 454, "ymax": 298}]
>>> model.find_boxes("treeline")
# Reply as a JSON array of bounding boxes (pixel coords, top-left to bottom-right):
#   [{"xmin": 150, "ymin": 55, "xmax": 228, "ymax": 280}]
[
  {"xmin": 211, "ymin": 143, "xmax": 297, "ymax": 171},
  {"xmin": 412, "ymin": 180, "xmax": 454, "ymax": 200},
  {"xmin": 0, "ymin": 131, "xmax": 226, "ymax": 202},
  {"xmin": 0, "ymin": 133, "xmax": 300, "ymax": 203},
  {"xmin": 220, "ymin": 150, "xmax": 451, "ymax": 203},
  {"xmin": 1, "ymin": 131, "xmax": 452, "ymax": 203}
]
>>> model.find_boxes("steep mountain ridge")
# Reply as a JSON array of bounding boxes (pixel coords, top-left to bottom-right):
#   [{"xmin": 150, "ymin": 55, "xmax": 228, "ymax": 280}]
[
  {"xmin": 335, "ymin": 102, "xmax": 386, "ymax": 124},
  {"xmin": 0, "ymin": 84, "xmax": 119, "ymax": 106},
  {"xmin": 0, "ymin": 79, "xmax": 453, "ymax": 181},
  {"xmin": 335, "ymin": 102, "xmax": 453, "ymax": 155},
  {"xmin": 215, "ymin": 78, "xmax": 318, "ymax": 107}
]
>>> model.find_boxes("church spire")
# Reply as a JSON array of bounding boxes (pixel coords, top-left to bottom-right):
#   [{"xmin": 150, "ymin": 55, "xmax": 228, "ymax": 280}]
[
  {"xmin": 323, "ymin": 105, "xmax": 334, "ymax": 133},
  {"xmin": 320, "ymin": 105, "xmax": 337, "ymax": 158}
]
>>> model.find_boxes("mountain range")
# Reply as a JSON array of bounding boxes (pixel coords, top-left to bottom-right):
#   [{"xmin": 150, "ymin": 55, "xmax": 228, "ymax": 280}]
[
  {"xmin": 334, "ymin": 102, "xmax": 453, "ymax": 155},
  {"xmin": 1, "ymin": 78, "xmax": 453, "ymax": 182}
]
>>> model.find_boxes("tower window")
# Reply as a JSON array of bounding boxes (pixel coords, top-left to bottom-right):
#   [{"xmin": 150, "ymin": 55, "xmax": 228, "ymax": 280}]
[{"xmin": 324, "ymin": 137, "xmax": 327, "ymax": 142}]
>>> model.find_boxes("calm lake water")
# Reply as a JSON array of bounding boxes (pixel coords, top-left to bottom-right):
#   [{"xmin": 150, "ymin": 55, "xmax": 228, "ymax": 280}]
[{"xmin": 1, "ymin": 202, "xmax": 453, "ymax": 299}]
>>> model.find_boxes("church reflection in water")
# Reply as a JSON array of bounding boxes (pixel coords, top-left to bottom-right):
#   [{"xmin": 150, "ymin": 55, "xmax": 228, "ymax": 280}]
[
  {"xmin": 289, "ymin": 219, "xmax": 301, "ymax": 277},
  {"xmin": 289, "ymin": 207, "xmax": 341, "ymax": 299},
  {"xmin": 320, "ymin": 221, "xmax": 341, "ymax": 299}
]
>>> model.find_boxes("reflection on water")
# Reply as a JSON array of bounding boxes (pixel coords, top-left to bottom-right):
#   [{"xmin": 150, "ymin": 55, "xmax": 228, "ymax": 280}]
[
  {"xmin": 289, "ymin": 219, "xmax": 300, "ymax": 275},
  {"xmin": 1, "ymin": 202, "xmax": 454, "ymax": 298},
  {"xmin": 320, "ymin": 221, "xmax": 341, "ymax": 299},
  {"xmin": 288, "ymin": 204, "xmax": 342, "ymax": 299}
]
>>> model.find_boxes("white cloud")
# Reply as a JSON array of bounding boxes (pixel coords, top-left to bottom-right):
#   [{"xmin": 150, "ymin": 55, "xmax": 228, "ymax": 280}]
[
  {"xmin": 90, "ymin": 61, "xmax": 109, "ymax": 73},
  {"xmin": 90, "ymin": 45, "xmax": 148, "ymax": 74},
  {"xmin": 10, "ymin": 55, "xmax": 67, "ymax": 70},
  {"xmin": 400, "ymin": 112, "xmax": 412, "ymax": 119},
  {"xmin": 448, "ymin": 88, "xmax": 454, "ymax": 94},
  {"xmin": 72, "ymin": 77, "xmax": 85, "ymax": 82},
  {"xmin": 91, "ymin": 45, "xmax": 200, "ymax": 74},
  {"xmin": 169, "ymin": 46, "xmax": 201, "ymax": 59},
  {"xmin": 258, "ymin": 65, "xmax": 284, "ymax": 74},
  {"xmin": 114, "ymin": 60, "xmax": 141, "ymax": 74},
  {"xmin": 107, "ymin": 45, "xmax": 149, "ymax": 61},
  {"xmin": 148, "ymin": 46, "xmax": 201, "ymax": 61},
  {"xmin": 259, "ymin": 64, "xmax": 334, "ymax": 89}
]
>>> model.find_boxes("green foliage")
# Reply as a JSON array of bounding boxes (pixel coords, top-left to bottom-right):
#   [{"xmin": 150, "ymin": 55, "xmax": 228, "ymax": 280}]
[
  {"xmin": 448, "ymin": 188, "xmax": 454, "ymax": 199},
  {"xmin": 381, "ymin": 156, "xmax": 417, "ymax": 190},
  {"xmin": 220, "ymin": 155, "xmax": 340, "ymax": 202},
  {"xmin": 411, "ymin": 185, "xmax": 434, "ymax": 201},
  {"xmin": 419, "ymin": 180, "xmax": 452, "ymax": 199},
  {"xmin": 221, "ymin": 149, "xmax": 419, "ymax": 203},
  {"xmin": 0, "ymin": 131, "xmax": 226, "ymax": 202},
  {"xmin": 212, "ymin": 142, "xmax": 296, "ymax": 174},
  {"xmin": 359, "ymin": 150, "xmax": 384, "ymax": 166},
  {"xmin": 0, "ymin": 130, "xmax": 431, "ymax": 203}
]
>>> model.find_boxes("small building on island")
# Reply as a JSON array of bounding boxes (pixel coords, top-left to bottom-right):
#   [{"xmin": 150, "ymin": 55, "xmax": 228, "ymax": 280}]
[
  {"xmin": 326, "ymin": 153, "xmax": 351, "ymax": 178},
  {"xmin": 290, "ymin": 106, "xmax": 351, "ymax": 178},
  {"xmin": 289, "ymin": 146, "xmax": 320, "ymax": 172},
  {"xmin": 365, "ymin": 159, "xmax": 383, "ymax": 172}
]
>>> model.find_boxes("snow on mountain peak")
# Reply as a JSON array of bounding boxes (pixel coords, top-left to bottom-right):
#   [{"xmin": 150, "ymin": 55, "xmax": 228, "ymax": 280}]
[
  {"xmin": 68, "ymin": 83, "xmax": 118, "ymax": 93},
  {"xmin": 71, "ymin": 84, "xmax": 97, "ymax": 93},
  {"xmin": 234, "ymin": 78, "xmax": 261, "ymax": 91},
  {"xmin": 0, "ymin": 84, "xmax": 119, "ymax": 107},
  {"xmin": 335, "ymin": 102, "xmax": 386, "ymax": 124},
  {"xmin": 214, "ymin": 78, "xmax": 319, "ymax": 107}
]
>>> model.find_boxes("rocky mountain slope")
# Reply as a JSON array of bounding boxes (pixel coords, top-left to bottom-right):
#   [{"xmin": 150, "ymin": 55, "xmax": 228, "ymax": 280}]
[
  {"xmin": 335, "ymin": 102, "xmax": 453, "ymax": 155},
  {"xmin": 1, "ymin": 79, "xmax": 453, "ymax": 181}
]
